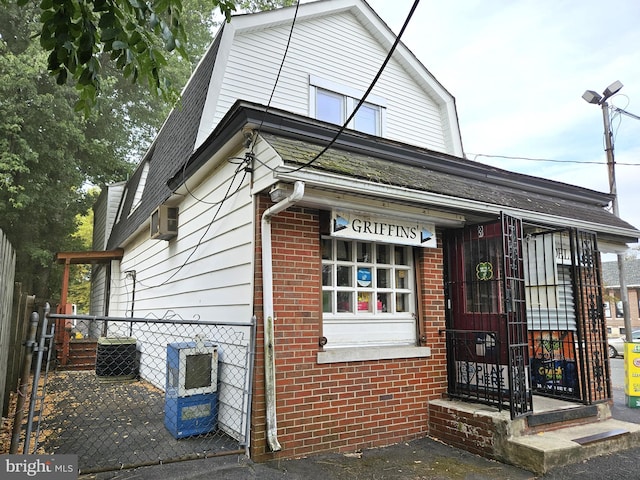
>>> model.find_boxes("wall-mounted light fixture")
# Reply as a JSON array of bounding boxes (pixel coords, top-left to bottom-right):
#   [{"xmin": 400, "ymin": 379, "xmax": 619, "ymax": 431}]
[{"xmin": 269, "ymin": 183, "xmax": 293, "ymax": 203}]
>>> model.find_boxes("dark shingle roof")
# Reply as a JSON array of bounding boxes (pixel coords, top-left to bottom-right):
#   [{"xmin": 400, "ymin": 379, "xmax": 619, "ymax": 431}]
[
  {"xmin": 107, "ymin": 31, "xmax": 224, "ymax": 249},
  {"xmin": 260, "ymin": 132, "xmax": 637, "ymax": 235},
  {"xmin": 602, "ymin": 259, "xmax": 640, "ymax": 287}
]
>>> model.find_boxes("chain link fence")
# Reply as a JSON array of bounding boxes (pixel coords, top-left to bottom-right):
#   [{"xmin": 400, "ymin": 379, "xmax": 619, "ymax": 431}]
[{"xmin": 30, "ymin": 312, "xmax": 255, "ymax": 474}]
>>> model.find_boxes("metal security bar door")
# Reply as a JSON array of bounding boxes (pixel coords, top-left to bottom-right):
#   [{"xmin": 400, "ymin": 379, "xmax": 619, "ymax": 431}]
[
  {"xmin": 524, "ymin": 228, "xmax": 610, "ymax": 404},
  {"xmin": 525, "ymin": 229, "xmax": 581, "ymax": 401},
  {"xmin": 501, "ymin": 214, "xmax": 531, "ymax": 417},
  {"xmin": 444, "ymin": 214, "xmax": 532, "ymax": 418},
  {"xmin": 571, "ymin": 229, "xmax": 610, "ymax": 403}
]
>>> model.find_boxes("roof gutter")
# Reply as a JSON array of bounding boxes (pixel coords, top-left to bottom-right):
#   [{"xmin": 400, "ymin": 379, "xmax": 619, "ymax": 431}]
[
  {"xmin": 260, "ymin": 180, "xmax": 305, "ymax": 452},
  {"xmin": 276, "ymin": 169, "xmax": 640, "ymax": 243}
]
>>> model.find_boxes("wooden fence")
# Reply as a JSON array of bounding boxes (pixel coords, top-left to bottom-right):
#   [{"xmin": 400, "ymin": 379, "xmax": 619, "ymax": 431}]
[
  {"xmin": 0, "ymin": 228, "xmax": 16, "ymax": 416},
  {"xmin": 0, "ymin": 230, "xmax": 35, "ymax": 419}
]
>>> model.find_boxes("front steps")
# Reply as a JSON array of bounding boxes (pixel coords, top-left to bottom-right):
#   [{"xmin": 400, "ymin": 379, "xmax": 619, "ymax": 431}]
[
  {"xmin": 506, "ymin": 416, "xmax": 640, "ymax": 474},
  {"xmin": 429, "ymin": 397, "xmax": 640, "ymax": 475}
]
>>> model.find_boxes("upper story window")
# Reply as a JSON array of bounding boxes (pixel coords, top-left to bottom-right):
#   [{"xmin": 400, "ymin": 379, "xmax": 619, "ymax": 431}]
[
  {"xmin": 129, "ymin": 161, "xmax": 149, "ymax": 215},
  {"xmin": 310, "ymin": 75, "xmax": 386, "ymax": 136}
]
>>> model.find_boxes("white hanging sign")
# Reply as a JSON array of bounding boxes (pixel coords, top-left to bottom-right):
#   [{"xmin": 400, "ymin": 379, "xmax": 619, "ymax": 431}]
[{"xmin": 331, "ymin": 210, "xmax": 437, "ymax": 248}]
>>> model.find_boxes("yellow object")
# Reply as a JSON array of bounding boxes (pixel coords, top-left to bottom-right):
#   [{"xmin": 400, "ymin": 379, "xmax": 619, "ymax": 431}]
[{"xmin": 623, "ymin": 342, "xmax": 640, "ymax": 407}]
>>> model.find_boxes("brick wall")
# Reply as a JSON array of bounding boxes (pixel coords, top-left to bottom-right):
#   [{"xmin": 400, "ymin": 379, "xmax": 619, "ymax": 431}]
[
  {"xmin": 428, "ymin": 401, "xmax": 497, "ymax": 458},
  {"xmin": 251, "ymin": 195, "xmax": 448, "ymax": 461}
]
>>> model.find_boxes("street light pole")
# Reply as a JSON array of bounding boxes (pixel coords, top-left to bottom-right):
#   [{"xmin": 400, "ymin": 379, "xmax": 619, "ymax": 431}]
[
  {"xmin": 583, "ymin": 80, "xmax": 632, "ymax": 342},
  {"xmin": 601, "ymin": 99, "xmax": 619, "ymax": 216}
]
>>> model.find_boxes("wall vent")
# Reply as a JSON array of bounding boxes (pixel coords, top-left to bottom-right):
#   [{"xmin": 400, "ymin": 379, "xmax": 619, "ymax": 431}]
[{"xmin": 150, "ymin": 205, "xmax": 178, "ymax": 240}]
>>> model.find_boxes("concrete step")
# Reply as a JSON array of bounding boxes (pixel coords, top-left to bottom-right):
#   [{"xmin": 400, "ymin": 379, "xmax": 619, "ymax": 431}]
[
  {"xmin": 506, "ymin": 418, "xmax": 640, "ymax": 474},
  {"xmin": 429, "ymin": 397, "xmax": 640, "ymax": 476}
]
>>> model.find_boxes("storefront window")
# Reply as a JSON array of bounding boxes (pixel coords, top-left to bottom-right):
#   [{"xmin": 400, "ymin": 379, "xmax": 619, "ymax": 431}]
[
  {"xmin": 321, "ymin": 235, "xmax": 420, "ymax": 350},
  {"xmin": 322, "ymin": 237, "xmax": 413, "ymax": 315}
]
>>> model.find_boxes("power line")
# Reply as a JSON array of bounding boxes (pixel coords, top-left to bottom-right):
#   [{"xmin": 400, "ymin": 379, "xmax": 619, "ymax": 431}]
[
  {"xmin": 250, "ymin": 0, "xmax": 301, "ymax": 152},
  {"xmin": 468, "ymin": 152, "xmax": 640, "ymax": 166},
  {"xmin": 136, "ymin": 163, "xmax": 250, "ymax": 289},
  {"xmin": 277, "ymin": 0, "xmax": 422, "ymax": 174},
  {"xmin": 148, "ymin": 2, "xmax": 302, "ymax": 289}
]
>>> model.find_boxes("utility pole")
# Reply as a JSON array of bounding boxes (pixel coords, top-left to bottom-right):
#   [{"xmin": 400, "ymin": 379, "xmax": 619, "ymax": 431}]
[
  {"xmin": 583, "ymin": 81, "xmax": 632, "ymax": 341},
  {"xmin": 602, "ymin": 99, "xmax": 632, "ymax": 341}
]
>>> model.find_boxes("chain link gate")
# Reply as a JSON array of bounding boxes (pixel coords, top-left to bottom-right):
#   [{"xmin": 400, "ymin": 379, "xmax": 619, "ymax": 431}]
[{"xmin": 22, "ymin": 307, "xmax": 256, "ymax": 474}]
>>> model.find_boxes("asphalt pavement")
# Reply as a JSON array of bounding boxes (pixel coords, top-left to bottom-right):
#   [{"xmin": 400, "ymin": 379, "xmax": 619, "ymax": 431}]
[{"xmin": 81, "ymin": 358, "xmax": 640, "ymax": 480}]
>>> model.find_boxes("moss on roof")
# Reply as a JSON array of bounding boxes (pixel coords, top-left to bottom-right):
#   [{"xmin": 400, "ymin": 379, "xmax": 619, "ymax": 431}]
[{"xmin": 261, "ymin": 133, "xmax": 635, "ymax": 232}]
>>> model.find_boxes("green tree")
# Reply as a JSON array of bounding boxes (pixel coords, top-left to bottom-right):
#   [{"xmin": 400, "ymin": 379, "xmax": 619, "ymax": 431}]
[
  {"xmin": 9, "ymin": 0, "xmax": 237, "ymax": 113},
  {"xmin": 0, "ymin": 2, "xmax": 133, "ymax": 300},
  {"xmin": 0, "ymin": 0, "xmax": 295, "ymax": 302},
  {"xmin": 68, "ymin": 195, "xmax": 97, "ymax": 314}
]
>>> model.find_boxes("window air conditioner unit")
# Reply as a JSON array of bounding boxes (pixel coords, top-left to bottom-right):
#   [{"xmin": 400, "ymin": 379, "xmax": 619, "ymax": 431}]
[{"xmin": 150, "ymin": 205, "xmax": 178, "ymax": 240}]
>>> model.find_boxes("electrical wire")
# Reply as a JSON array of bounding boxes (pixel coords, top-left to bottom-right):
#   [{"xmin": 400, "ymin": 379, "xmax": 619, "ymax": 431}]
[
  {"xmin": 136, "ymin": 163, "xmax": 250, "ymax": 289},
  {"xmin": 249, "ymin": 0, "xmax": 301, "ymax": 152},
  {"xmin": 157, "ymin": 2, "xmax": 303, "ymax": 287},
  {"xmin": 275, "ymin": 0, "xmax": 422, "ymax": 174},
  {"xmin": 181, "ymin": 154, "xmax": 252, "ymax": 205},
  {"xmin": 468, "ymin": 152, "xmax": 640, "ymax": 166}
]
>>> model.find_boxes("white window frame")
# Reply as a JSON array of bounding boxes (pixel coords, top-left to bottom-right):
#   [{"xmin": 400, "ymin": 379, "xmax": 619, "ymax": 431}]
[
  {"xmin": 129, "ymin": 161, "xmax": 149, "ymax": 215},
  {"xmin": 319, "ymin": 236, "xmax": 431, "ymax": 363},
  {"xmin": 309, "ymin": 75, "xmax": 386, "ymax": 136}
]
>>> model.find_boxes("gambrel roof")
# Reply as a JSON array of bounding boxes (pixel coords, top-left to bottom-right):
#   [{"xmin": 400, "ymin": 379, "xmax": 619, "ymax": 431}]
[
  {"xmin": 106, "ymin": 33, "xmax": 223, "ymax": 249},
  {"xmin": 107, "ymin": 0, "xmax": 465, "ymax": 250},
  {"xmin": 106, "ymin": 0, "xmax": 639, "ymax": 251}
]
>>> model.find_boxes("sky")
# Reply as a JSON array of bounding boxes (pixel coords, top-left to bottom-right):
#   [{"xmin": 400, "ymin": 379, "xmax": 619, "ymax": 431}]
[{"xmin": 365, "ymin": 0, "xmax": 640, "ymax": 247}]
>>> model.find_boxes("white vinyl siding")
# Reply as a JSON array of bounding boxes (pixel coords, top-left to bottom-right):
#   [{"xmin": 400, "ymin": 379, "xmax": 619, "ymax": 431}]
[
  {"xmin": 90, "ymin": 182, "xmax": 125, "ymax": 317},
  {"xmin": 112, "ymin": 157, "xmax": 254, "ymax": 323},
  {"xmin": 89, "ymin": 265, "xmax": 107, "ymax": 317},
  {"xmin": 108, "ymin": 147, "xmax": 254, "ymax": 441},
  {"xmin": 197, "ymin": 10, "xmax": 452, "ymax": 153}
]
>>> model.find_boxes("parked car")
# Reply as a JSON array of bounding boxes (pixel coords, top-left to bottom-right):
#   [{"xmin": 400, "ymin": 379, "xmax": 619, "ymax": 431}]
[{"xmin": 608, "ymin": 330, "xmax": 640, "ymax": 358}]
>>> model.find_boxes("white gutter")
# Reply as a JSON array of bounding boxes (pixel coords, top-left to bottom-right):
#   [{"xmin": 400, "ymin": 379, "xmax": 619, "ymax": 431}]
[
  {"xmin": 261, "ymin": 180, "xmax": 305, "ymax": 452},
  {"xmin": 277, "ymin": 169, "xmax": 640, "ymax": 241}
]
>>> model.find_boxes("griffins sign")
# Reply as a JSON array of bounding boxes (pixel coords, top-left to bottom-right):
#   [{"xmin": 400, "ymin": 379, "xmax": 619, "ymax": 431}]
[{"xmin": 331, "ymin": 210, "xmax": 437, "ymax": 248}]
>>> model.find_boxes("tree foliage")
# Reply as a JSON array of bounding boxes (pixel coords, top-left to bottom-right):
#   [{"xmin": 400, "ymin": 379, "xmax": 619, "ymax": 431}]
[
  {"xmin": 0, "ymin": 10, "xmax": 133, "ymax": 298},
  {"xmin": 12, "ymin": 0, "xmax": 238, "ymax": 113},
  {"xmin": 68, "ymin": 192, "xmax": 98, "ymax": 313},
  {"xmin": 0, "ymin": 0, "xmax": 295, "ymax": 302}
]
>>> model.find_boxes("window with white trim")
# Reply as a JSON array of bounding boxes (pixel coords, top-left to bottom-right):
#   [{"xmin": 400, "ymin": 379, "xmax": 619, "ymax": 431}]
[
  {"xmin": 129, "ymin": 161, "xmax": 149, "ymax": 215},
  {"xmin": 321, "ymin": 237, "xmax": 416, "ymax": 348},
  {"xmin": 310, "ymin": 76, "xmax": 386, "ymax": 136}
]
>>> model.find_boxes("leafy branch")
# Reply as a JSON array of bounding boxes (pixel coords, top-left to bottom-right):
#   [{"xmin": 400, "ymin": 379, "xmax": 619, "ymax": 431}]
[{"xmin": 21, "ymin": 0, "xmax": 236, "ymax": 113}]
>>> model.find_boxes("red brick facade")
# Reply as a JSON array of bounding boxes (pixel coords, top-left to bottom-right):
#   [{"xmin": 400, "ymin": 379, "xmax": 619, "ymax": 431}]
[
  {"xmin": 251, "ymin": 195, "xmax": 448, "ymax": 461},
  {"xmin": 428, "ymin": 401, "xmax": 497, "ymax": 458}
]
